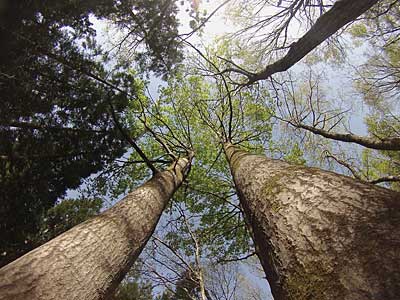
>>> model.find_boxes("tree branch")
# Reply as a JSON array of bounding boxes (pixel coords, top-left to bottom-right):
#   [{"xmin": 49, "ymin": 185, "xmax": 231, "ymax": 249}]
[
  {"xmin": 298, "ymin": 123, "xmax": 400, "ymax": 151},
  {"xmin": 217, "ymin": 252, "xmax": 256, "ymax": 264},
  {"xmin": 244, "ymin": 0, "xmax": 379, "ymax": 84},
  {"xmin": 108, "ymin": 100, "xmax": 158, "ymax": 175},
  {"xmin": 369, "ymin": 175, "xmax": 400, "ymax": 184}
]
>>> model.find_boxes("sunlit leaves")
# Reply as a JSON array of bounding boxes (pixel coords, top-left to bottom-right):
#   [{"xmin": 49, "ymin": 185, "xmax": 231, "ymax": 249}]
[
  {"xmin": 147, "ymin": 51, "xmax": 274, "ymax": 260},
  {"xmin": 283, "ymin": 143, "xmax": 306, "ymax": 165}
]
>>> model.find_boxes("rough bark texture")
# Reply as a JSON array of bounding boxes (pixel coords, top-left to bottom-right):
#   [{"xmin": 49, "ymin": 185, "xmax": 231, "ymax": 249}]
[
  {"xmin": 247, "ymin": 0, "xmax": 379, "ymax": 84},
  {"xmin": 0, "ymin": 158, "xmax": 191, "ymax": 300},
  {"xmin": 224, "ymin": 143, "xmax": 400, "ymax": 300}
]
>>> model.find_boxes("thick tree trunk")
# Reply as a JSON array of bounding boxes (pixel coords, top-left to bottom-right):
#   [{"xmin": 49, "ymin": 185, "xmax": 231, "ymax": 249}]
[
  {"xmin": 224, "ymin": 143, "xmax": 400, "ymax": 300},
  {"xmin": 0, "ymin": 157, "xmax": 191, "ymax": 300}
]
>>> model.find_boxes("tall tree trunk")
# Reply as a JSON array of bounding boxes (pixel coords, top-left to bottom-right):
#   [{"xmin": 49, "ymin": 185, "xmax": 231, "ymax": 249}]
[
  {"xmin": 224, "ymin": 142, "xmax": 400, "ymax": 300},
  {"xmin": 0, "ymin": 157, "xmax": 192, "ymax": 300}
]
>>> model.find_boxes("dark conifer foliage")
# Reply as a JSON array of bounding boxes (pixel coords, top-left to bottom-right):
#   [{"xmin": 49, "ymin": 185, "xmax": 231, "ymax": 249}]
[{"xmin": 0, "ymin": 0, "xmax": 181, "ymax": 266}]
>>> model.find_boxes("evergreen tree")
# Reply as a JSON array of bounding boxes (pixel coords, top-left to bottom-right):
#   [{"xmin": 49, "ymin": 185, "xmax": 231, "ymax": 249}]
[{"xmin": 0, "ymin": 0, "xmax": 182, "ymax": 266}]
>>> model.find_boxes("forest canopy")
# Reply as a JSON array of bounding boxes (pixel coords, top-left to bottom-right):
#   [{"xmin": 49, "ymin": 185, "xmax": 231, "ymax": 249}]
[{"xmin": 0, "ymin": 1, "xmax": 399, "ymax": 300}]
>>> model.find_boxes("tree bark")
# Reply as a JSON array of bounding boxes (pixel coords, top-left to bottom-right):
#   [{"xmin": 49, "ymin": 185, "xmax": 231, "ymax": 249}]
[
  {"xmin": 0, "ymin": 157, "xmax": 192, "ymax": 300},
  {"xmin": 224, "ymin": 142, "xmax": 400, "ymax": 300},
  {"xmin": 247, "ymin": 0, "xmax": 379, "ymax": 84}
]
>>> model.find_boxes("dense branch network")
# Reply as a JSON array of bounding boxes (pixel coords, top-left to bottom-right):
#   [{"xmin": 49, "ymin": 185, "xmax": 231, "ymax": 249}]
[{"xmin": 221, "ymin": 0, "xmax": 379, "ymax": 84}]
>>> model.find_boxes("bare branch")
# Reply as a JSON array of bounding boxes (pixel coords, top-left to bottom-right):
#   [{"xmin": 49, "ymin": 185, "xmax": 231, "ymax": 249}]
[
  {"xmin": 297, "ymin": 123, "xmax": 400, "ymax": 151},
  {"xmin": 108, "ymin": 100, "xmax": 158, "ymax": 174},
  {"xmin": 237, "ymin": 0, "xmax": 379, "ymax": 84},
  {"xmin": 217, "ymin": 252, "xmax": 256, "ymax": 264}
]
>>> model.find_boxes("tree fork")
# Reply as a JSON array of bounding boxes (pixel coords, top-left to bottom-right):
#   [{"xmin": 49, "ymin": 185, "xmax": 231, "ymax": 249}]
[
  {"xmin": 224, "ymin": 142, "xmax": 400, "ymax": 300},
  {"xmin": 0, "ymin": 157, "xmax": 192, "ymax": 300}
]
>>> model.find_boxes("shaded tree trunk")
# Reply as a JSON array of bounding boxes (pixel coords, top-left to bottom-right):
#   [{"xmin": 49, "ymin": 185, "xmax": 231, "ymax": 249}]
[
  {"xmin": 0, "ymin": 157, "xmax": 192, "ymax": 300},
  {"xmin": 224, "ymin": 142, "xmax": 400, "ymax": 300}
]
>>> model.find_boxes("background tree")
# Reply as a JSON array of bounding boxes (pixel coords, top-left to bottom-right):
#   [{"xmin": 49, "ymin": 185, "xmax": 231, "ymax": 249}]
[
  {"xmin": 347, "ymin": 0, "xmax": 400, "ymax": 188},
  {"xmin": 110, "ymin": 260, "xmax": 154, "ymax": 300},
  {"xmin": 141, "ymin": 204, "xmax": 270, "ymax": 300},
  {"xmin": 35, "ymin": 198, "xmax": 103, "ymax": 244}
]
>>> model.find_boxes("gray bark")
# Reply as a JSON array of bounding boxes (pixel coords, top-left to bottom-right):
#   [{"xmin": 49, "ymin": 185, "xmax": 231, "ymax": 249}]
[
  {"xmin": 0, "ymin": 157, "xmax": 191, "ymax": 300},
  {"xmin": 224, "ymin": 143, "xmax": 400, "ymax": 300}
]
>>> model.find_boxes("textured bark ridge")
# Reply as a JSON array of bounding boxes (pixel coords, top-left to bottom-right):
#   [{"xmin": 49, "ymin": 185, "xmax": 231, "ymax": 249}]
[
  {"xmin": 224, "ymin": 143, "xmax": 400, "ymax": 300},
  {"xmin": 0, "ymin": 158, "xmax": 191, "ymax": 300}
]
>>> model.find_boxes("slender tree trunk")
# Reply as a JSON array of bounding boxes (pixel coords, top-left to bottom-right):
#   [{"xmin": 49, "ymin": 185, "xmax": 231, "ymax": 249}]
[
  {"xmin": 198, "ymin": 269, "xmax": 208, "ymax": 300},
  {"xmin": 224, "ymin": 142, "xmax": 400, "ymax": 300},
  {"xmin": 0, "ymin": 157, "xmax": 192, "ymax": 300},
  {"xmin": 194, "ymin": 244, "xmax": 207, "ymax": 300}
]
